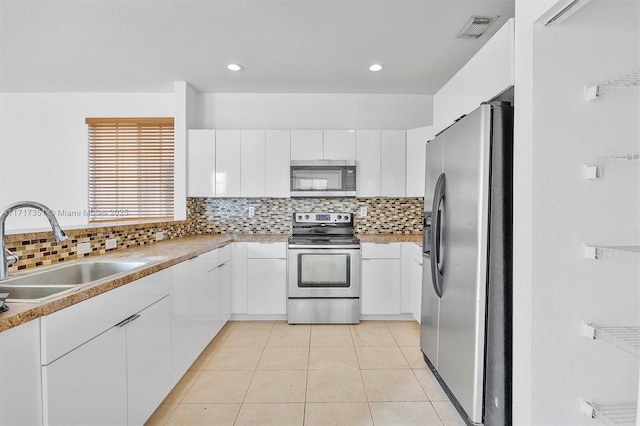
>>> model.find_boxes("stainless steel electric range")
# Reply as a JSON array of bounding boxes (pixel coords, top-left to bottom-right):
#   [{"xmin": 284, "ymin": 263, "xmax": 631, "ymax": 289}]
[{"xmin": 287, "ymin": 212, "xmax": 361, "ymax": 324}]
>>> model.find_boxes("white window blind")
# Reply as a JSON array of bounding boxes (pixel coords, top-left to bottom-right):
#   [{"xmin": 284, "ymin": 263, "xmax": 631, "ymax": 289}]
[{"xmin": 87, "ymin": 117, "xmax": 174, "ymax": 222}]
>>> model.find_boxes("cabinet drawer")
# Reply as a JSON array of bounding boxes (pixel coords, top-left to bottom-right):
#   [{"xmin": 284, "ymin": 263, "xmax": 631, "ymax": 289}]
[
  {"xmin": 361, "ymin": 242, "xmax": 401, "ymax": 259},
  {"xmin": 41, "ymin": 269, "xmax": 170, "ymax": 365},
  {"xmin": 219, "ymin": 244, "xmax": 232, "ymax": 263},
  {"xmin": 247, "ymin": 242, "xmax": 287, "ymax": 259}
]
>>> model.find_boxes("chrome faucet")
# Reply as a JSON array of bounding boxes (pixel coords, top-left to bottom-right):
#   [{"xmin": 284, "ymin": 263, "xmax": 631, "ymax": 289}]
[{"xmin": 0, "ymin": 201, "xmax": 68, "ymax": 280}]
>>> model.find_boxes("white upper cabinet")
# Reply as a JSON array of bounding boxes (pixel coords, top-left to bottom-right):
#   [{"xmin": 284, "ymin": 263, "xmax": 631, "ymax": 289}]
[
  {"xmin": 356, "ymin": 130, "xmax": 381, "ymax": 197},
  {"xmin": 265, "ymin": 130, "xmax": 291, "ymax": 197},
  {"xmin": 215, "ymin": 130, "xmax": 241, "ymax": 197},
  {"xmin": 290, "ymin": 130, "xmax": 323, "ymax": 160},
  {"xmin": 240, "ymin": 130, "xmax": 266, "ymax": 197},
  {"xmin": 380, "ymin": 130, "xmax": 406, "ymax": 197},
  {"xmin": 461, "ymin": 19, "xmax": 514, "ymax": 114},
  {"xmin": 187, "ymin": 129, "xmax": 216, "ymax": 197},
  {"xmin": 433, "ymin": 18, "xmax": 515, "ymax": 134},
  {"xmin": 323, "ymin": 130, "xmax": 356, "ymax": 160},
  {"xmin": 406, "ymin": 126, "xmax": 435, "ymax": 197},
  {"xmin": 433, "ymin": 71, "xmax": 464, "ymax": 134}
]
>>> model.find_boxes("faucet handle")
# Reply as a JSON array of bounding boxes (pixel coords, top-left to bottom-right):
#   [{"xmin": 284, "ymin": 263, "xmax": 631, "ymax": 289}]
[
  {"xmin": 0, "ymin": 293, "xmax": 8, "ymax": 313},
  {"xmin": 4, "ymin": 249, "xmax": 18, "ymax": 267}
]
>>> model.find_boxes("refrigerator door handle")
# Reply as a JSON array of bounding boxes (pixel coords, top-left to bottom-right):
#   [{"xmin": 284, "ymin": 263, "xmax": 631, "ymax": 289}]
[{"xmin": 430, "ymin": 172, "xmax": 446, "ymax": 298}]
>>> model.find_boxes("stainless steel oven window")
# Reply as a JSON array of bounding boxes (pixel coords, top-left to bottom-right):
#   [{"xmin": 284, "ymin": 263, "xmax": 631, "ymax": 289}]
[{"xmin": 298, "ymin": 253, "xmax": 350, "ymax": 287}]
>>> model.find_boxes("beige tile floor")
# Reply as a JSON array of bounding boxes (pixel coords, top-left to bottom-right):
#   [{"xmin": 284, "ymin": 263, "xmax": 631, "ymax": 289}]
[{"xmin": 146, "ymin": 320, "xmax": 466, "ymax": 426}]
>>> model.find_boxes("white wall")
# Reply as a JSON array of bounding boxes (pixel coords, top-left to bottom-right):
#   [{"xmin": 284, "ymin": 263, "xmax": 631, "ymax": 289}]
[
  {"xmin": 196, "ymin": 93, "xmax": 432, "ymax": 130},
  {"xmin": 512, "ymin": 1, "xmax": 558, "ymax": 424},
  {"xmin": 0, "ymin": 92, "xmax": 174, "ymax": 231},
  {"xmin": 526, "ymin": 0, "xmax": 639, "ymax": 424}
]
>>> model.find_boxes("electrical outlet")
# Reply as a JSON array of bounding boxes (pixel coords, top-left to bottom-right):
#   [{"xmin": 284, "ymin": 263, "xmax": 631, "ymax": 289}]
[
  {"xmin": 248, "ymin": 206, "xmax": 255, "ymax": 217},
  {"xmin": 359, "ymin": 206, "xmax": 368, "ymax": 217},
  {"xmin": 77, "ymin": 242, "xmax": 91, "ymax": 255},
  {"xmin": 155, "ymin": 231, "xmax": 164, "ymax": 241},
  {"xmin": 105, "ymin": 238, "xmax": 117, "ymax": 250}
]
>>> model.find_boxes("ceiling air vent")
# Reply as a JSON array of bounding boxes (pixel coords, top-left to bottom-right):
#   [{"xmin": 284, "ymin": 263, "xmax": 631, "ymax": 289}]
[{"xmin": 456, "ymin": 16, "xmax": 495, "ymax": 39}]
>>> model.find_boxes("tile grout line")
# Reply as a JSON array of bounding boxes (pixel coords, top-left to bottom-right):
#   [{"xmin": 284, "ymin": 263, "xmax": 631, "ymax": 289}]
[{"xmin": 232, "ymin": 320, "xmax": 275, "ymax": 425}]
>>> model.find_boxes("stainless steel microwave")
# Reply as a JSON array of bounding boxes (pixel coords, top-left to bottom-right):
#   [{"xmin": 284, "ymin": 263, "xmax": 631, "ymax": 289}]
[{"xmin": 290, "ymin": 160, "xmax": 356, "ymax": 197}]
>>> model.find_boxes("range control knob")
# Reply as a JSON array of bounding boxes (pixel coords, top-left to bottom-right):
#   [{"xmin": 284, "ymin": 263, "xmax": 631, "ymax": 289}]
[
  {"xmin": 305, "ymin": 214, "xmax": 309, "ymax": 219},
  {"xmin": 297, "ymin": 215, "xmax": 302, "ymax": 220},
  {"xmin": 337, "ymin": 215, "xmax": 342, "ymax": 220}
]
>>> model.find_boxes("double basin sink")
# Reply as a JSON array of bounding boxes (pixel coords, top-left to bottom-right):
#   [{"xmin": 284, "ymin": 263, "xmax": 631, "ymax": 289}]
[{"xmin": 0, "ymin": 261, "xmax": 148, "ymax": 303}]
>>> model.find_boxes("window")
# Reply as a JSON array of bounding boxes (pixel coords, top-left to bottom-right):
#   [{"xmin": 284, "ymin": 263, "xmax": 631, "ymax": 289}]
[{"xmin": 86, "ymin": 117, "xmax": 174, "ymax": 222}]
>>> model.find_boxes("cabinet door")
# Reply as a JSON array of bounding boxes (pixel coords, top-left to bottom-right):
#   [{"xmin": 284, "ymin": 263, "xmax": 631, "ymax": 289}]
[
  {"xmin": 219, "ymin": 261, "xmax": 232, "ymax": 322},
  {"xmin": 215, "ymin": 130, "xmax": 241, "ymax": 197},
  {"xmin": 380, "ymin": 130, "xmax": 406, "ymax": 197},
  {"xmin": 433, "ymin": 71, "xmax": 463, "ymax": 134},
  {"xmin": 461, "ymin": 19, "xmax": 514, "ymax": 114},
  {"xmin": 361, "ymin": 258, "xmax": 401, "ymax": 315},
  {"xmin": 400, "ymin": 242, "xmax": 423, "ymax": 323},
  {"xmin": 241, "ymin": 130, "xmax": 266, "ymax": 197},
  {"xmin": 356, "ymin": 130, "xmax": 381, "ymax": 197},
  {"xmin": 127, "ymin": 296, "xmax": 171, "ymax": 426},
  {"xmin": 170, "ymin": 259, "xmax": 194, "ymax": 386},
  {"xmin": 209, "ymin": 265, "xmax": 225, "ymax": 339},
  {"xmin": 43, "ymin": 325, "xmax": 128, "ymax": 426},
  {"xmin": 409, "ymin": 255, "xmax": 423, "ymax": 324},
  {"xmin": 247, "ymin": 259, "xmax": 287, "ymax": 315},
  {"xmin": 232, "ymin": 242, "xmax": 248, "ymax": 314},
  {"xmin": 406, "ymin": 126, "xmax": 434, "ymax": 197},
  {"xmin": 187, "ymin": 129, "xmax": 216, "ymax": 197},
  {"xmin": 192, "ymin": 255, "xmax": 215, "ymax": 355},
  {"xmin": 324, "ymin": 130, "xmax": 356, "ymax": 160},
  {"xmin": 290, "ymin": 130, "xmax": 323, "ymax": 160},
  {"xmin": 0, "ymin": 320, "xmax": 42, "ymax": 426},
  {"xmin": 265, "ymin": 130, "xmax": 291, "ymax": 197}
]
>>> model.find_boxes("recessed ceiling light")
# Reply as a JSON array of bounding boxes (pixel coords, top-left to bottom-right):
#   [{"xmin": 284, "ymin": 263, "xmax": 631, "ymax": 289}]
[
  {"xmin": 369, "ymin": 64, "xmax": 383, "ymax": 72},
  {"xmin": 226, "ymin": 63, "xmax": 244, "ymax": 71}
]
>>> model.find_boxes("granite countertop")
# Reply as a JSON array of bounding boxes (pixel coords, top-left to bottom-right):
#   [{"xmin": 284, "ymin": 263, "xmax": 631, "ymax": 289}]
[
  {"xmin": 358, "ymin": 234, "xmax": 422, "ymax": 245},
  {"xmin": 0, "ymin": 232, "xmax": 419, "ymax": 332}
]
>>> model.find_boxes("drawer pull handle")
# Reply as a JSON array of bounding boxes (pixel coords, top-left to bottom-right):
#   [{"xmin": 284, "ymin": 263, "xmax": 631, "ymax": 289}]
[{"xmin": 116, "ymin": 313, "xmax": 141, "ymax": 327}]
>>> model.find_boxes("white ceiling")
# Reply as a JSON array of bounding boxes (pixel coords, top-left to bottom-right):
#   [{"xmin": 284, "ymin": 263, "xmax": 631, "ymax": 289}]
[{"xmin": 0, "ymin": 0, "xmax": 514, "ymax": 94}]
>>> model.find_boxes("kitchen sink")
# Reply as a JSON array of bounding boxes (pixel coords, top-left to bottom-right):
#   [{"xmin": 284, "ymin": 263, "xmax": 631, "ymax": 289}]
[{"xmin": 0, "ymin": 261, "xmax": 148, "ymax": 303}]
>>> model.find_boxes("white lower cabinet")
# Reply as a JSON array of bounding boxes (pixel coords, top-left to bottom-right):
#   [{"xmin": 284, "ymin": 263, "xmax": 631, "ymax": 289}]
[
  {"xmin": 126, "ymin": 296, "xmax": 171, "ymax": 426},
  {"xmin": 42, "ymin": 289, "xmax": 171, "ymax": 426},
  {"xmin": 192, "ymin": 254, "xmax": 215, "ymax": 356},
  {"xmin": 246, "ymin": 242, "xmax": 287, "ymax": 315},
  {"xmin": 170, "ymin": 246, "xmax": 233, "ymax": 386},
  {"xmin": 218, "ymin": 260, "xmax": 232, "ymax": 326},
  {"xmin": 231, "ymin": 242, "xmax": 248, "ymax": 314},
  {"xmin": 401, "ymin": 242, "xmax": 423, "ymax": 323},
  {"xmin": 0, "ymin": 319, "xmax": 43, "ymax": 426},
  {"xmin": 247, "ymin": 258, "xmax": 287, "ymax": 315},
  {"xmin": 43, "ymin": 322, "xmax": 128, "ymax": 426},
  {"xmin": 170, "ymin": 258, "xmax": 195, "ymax": 386},
  {"xmin": 4, "ymin": 245, "xmax": 234, "ymax": 425},
  {"xmin": 361, "ymin": 243, "xmax": 401, "ymax": 315}
]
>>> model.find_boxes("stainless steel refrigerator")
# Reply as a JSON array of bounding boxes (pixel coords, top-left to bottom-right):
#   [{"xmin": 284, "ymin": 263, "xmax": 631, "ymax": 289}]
[{"xmin": 420, "ymin": 102, "xmax": 513, "ymax": 425}]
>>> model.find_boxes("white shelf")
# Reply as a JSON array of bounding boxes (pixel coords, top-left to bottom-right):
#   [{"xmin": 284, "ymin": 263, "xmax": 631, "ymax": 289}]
[
  {"xmin": 584, "ymin": 153, "xmax": 639, "ymax": 180},
  {"xmin": 581, "ymin": 400, "xmax": 637, "ymax": 425},
  {"xmin": 583, "ymin": 323, "xmax": 640, "ymax": 357},
  {"xmin": 586, "ymin": 68, "xmax": 640, "ymax": 100},
  {"xmin": 584, "ymin": 245, "xmax": 640, "ymax": 260}
]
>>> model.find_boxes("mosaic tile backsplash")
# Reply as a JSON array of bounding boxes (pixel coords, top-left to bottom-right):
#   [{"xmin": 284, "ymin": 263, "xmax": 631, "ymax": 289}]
[
  {"xmin": 188, "ymin": 197, "xmax": 424, "ymax": 235},
  {"xmin": 6, "ymin": 197, "xmax": 422, "ymax": 272},
  {"xmin": 6, "ymin": 221, "xmax": 194, "ymax": 272}
]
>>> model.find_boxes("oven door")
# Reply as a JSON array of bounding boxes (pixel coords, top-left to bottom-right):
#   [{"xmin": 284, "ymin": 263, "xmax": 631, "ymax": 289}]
[{"xmin": 288, "ymin": 247, "xmax": 361, "ymax": 298}]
